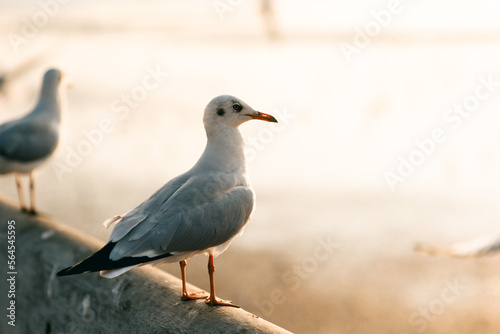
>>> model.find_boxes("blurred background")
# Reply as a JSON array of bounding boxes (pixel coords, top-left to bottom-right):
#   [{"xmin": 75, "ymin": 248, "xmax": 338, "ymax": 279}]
[{"xmin": 2, "ymin": 0, "xmax": 500, "ymax": 333}]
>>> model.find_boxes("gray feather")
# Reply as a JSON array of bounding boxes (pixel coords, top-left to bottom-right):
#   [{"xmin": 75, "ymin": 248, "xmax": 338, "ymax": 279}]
[
  {"xmin": 108, "ymin": 171, "xmax": 253, "ymax": 260},
  {"xmin": 0, "ymin": 116, "xmax": 58, "ymax": 162}
]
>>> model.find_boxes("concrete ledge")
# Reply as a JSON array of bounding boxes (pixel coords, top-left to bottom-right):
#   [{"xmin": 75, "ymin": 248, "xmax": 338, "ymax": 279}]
[{"xmin": 0, "ymin": 198, "xmax": 292, "ymax": 334}]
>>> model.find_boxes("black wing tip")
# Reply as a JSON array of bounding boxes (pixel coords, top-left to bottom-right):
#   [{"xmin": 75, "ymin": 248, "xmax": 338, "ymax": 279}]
[
  {"xmin": 56, "ymin": 242, "xmax": 174, "ymax": 278},
  {"xmin": 56, "ymin": 242, "xmax": 117, "ymax": 277},
  {"xmin": 56, "ymin": 268, "xmax": 77, "ymax": 277},
  {"xmin": 56, "ymin": 268, "xmax": 69, "ymax": 277},
  {"xmin": 56, "ymin": 265, "xmax": 91, "ymax": 277}
]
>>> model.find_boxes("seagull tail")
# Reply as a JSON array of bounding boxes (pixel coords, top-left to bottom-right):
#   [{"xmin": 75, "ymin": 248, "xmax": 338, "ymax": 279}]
[
  {"xmin": 100, "ymin": 266, "xmax": 137, "ymax": 278},
  {"xmin": 56, "ymin": 242, "xmax": 172, "ymax": 277}
]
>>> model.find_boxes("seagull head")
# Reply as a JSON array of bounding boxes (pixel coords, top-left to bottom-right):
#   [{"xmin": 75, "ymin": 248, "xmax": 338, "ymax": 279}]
[
  {"xmin": 42, "ymin": 68, "xmax": 63, "ymax": 90},
  {"xmin": 204, "ymin": 95, "xmax": 277, "ymax": 131},
  {"xmin": 42, "ymin": 68, "xmax": 71, "ymax": 95}
]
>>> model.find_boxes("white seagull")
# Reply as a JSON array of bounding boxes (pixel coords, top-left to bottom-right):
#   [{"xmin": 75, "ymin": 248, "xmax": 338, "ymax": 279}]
[
  {"xmin": 0, "ymin": 68, "xmax": 66, "ymax": 214},
  {"xmin": 57, "ymin": 95, "xmax": 278, "ymax": 307}
]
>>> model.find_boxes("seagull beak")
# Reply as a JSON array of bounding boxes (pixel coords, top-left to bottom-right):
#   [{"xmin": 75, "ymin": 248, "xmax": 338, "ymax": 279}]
[
  {"xmin": 61, "ymin": 72, "xmax": 73, "ymax": 89},
  {"xmin": 65, "ymin": 77, "xmax": 73, "ymax": 89},
  {"xmin": 246, "ymin": 111, "xmax": 278, "ymax": 123}
]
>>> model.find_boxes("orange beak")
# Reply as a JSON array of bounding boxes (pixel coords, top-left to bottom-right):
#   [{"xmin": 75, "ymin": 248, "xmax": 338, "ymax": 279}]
[{"xmin": 246, "ymin": 111, "xmax": 278, "ymax": 123}]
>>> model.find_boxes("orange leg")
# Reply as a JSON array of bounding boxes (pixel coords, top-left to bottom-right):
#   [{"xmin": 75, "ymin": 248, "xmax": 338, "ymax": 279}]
[
  {"xmin": 179, "ymin": 260, "xmax": 207, "ymax": 301},
  {"xmin": 205, "ymin": 254, "xmax": 239, "ymax": 307},
  {"xmin": 28, "ymin": 171, "xmax": 37, "ymax": 215},
  {"xmin": 14, "ymin": 174, "xmax": 28, "ymax": 212}
]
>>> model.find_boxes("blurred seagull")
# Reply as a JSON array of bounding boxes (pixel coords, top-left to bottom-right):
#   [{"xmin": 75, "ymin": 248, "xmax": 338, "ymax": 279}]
[
  {"xmin": 57, "ymin": 95, "xmax": 278, "ymax": 307},
  {"xmin": 0, "ymin": 69, "xmax": 66, "ymax": 214},
  {"xmin": 415, "ymin": 234, "xmax": 500, "ymax": 258}
]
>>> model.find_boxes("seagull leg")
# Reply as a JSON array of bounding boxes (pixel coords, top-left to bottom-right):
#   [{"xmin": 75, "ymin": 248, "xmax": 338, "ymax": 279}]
[
  {"xmin": 205, "ymin": 254, "xmax": 239, "ymax": 307},
  {"xmin": 179, "ymin": 260, "xmax": 207, "ymax": 301},
  {"xmin": 14, "ymin": 174, "xmax": 28, "ymax": 212},
  {"xmin": 28, "ymin": 171, "xmax": 37, "ymax": 215}
]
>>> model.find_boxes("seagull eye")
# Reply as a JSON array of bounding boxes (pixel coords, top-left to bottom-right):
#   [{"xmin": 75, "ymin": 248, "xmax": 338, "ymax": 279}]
[{"xmin": 232, "ymin": 104, "xmax": 242, "ymax": 112}]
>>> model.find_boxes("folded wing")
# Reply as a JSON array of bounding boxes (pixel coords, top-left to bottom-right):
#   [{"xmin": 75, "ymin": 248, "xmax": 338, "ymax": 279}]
[
  {"xmin": 0, "ymin": 118, "xmax": 58, "ymax": 163},
  {"xmin": 108, "ymin": 172, "xmax": 254, "ymax": 261}
]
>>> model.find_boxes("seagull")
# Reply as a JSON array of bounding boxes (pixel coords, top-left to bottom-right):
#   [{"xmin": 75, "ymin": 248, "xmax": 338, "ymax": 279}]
[
  {"xmin": 57, "ymin": 95, "xmax": 278, "ymax": 307},
  {"xmin": 415, "ymin": 234, "xmax": 500, "ymax": 258},
  {"xmin": 0, "ymin": 68, "xmax": 66, "ymax": 214}
]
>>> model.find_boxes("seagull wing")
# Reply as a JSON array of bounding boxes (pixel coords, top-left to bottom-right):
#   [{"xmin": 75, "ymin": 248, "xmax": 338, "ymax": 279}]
[
  {"xmin": 0, "ymin": 117, "xmax": 58, "ymax": 162},
  {"xmin": 415, "ymin": 234, "xmax": 500, "ymax": 257},
  {"xmin": 108, "ymin": 172, "xmax": 254, "ymax": 260}
]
